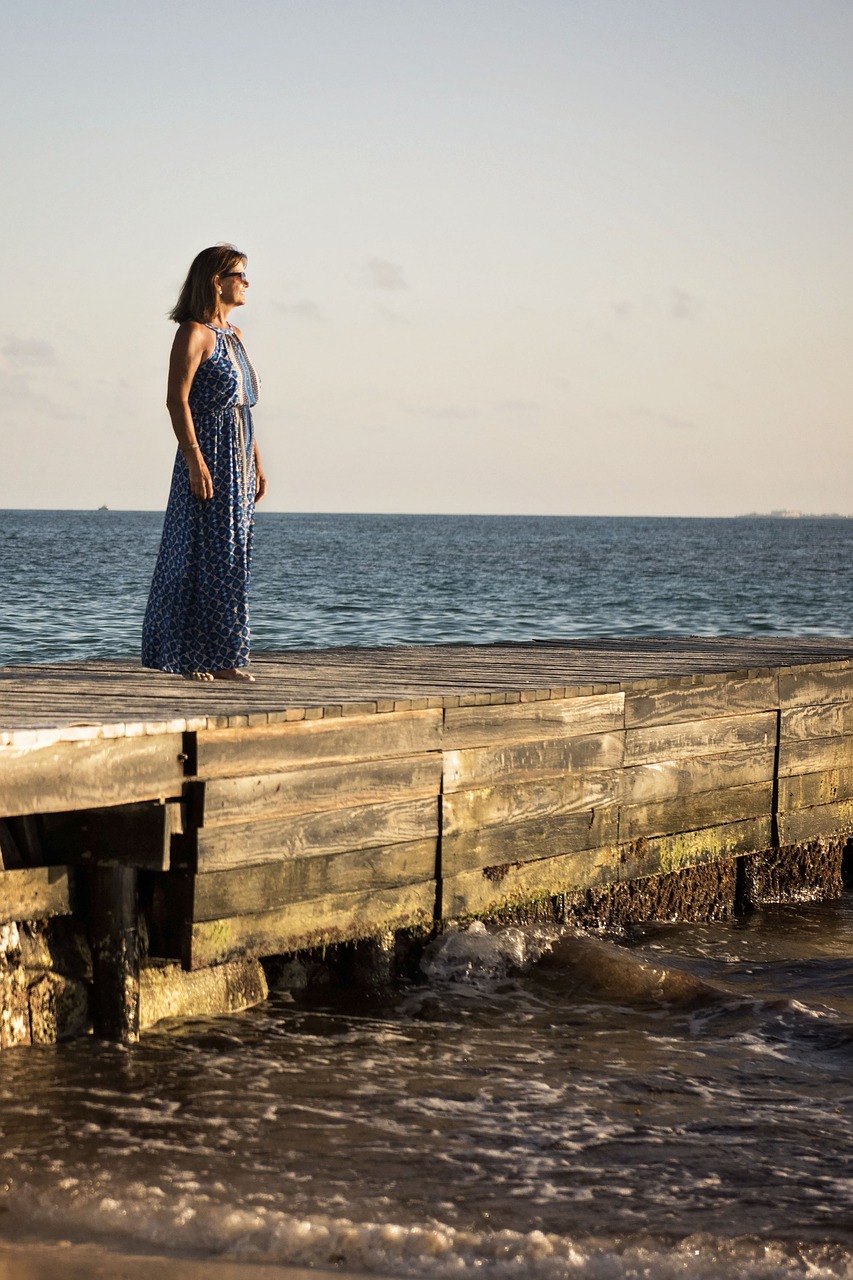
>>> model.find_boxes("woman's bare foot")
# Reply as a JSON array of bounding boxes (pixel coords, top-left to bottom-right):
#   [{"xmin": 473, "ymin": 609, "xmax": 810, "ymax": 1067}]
[
  {"xmin": 212, "ymin": 668, "xmax": 256, "ymax": 682},
  {"xmin": 183, "ymin": 672, "xmax": 215, "ymax": 682}
]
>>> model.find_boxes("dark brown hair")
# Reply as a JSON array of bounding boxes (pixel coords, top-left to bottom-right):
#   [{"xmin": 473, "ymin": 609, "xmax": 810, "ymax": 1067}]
[{"xmin": 169, "ymin": 244, "xmax": 246, "ymax": 323}]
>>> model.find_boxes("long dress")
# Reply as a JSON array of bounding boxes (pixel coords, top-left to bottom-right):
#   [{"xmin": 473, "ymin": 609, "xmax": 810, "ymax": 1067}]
[{"xmin": 141, "ymin": 323, "xmax": 260, "ymax": 674}]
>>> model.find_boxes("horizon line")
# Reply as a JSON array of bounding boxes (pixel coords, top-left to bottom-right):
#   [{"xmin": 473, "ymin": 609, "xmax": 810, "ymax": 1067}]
[{"xmin": 1, "ymin": 508, "xmax": 851, "ymax": 521}]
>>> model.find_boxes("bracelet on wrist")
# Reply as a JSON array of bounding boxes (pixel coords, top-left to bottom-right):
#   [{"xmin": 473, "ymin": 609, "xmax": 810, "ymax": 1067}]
[{"xmin": 181, "ymin": 444, "xmax": 200, "ymax": 455}]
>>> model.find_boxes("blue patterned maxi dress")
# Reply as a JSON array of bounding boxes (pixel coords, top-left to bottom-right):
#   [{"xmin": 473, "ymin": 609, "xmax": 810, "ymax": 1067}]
[{"xmin": 142, "ymin": 324, "xmax": 260, "ymax": 674}]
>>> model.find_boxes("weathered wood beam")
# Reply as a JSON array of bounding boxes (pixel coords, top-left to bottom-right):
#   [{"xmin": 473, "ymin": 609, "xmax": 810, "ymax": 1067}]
[
  {"xmin": 624, "ymin": 673, "xmax": 778, "ymax": 728},
  {"xmin": 199, "ymin": 754, "xmax": 442, "ymax": 826},
  {"xmin": 39, "ymin": 799, "xmax": 183, "ymax": 871},
  {"xmin": 0, "ymin": 866, "xmax": 73, "ymax": 924},
  {"xmin": 191, "ymin": 838, "xmax": 437, "ymax": 920},
  {"xmin": 624, "ymin": 711, "xmax": 777, "ymax": 767},
  {"xmin": 443, "ymin": 693, "xmax": 625, "ymax": 748},
  {"xmin": 87, "ymin": 865, "xmax": 140, "ymax": 1043},
  {"xmin": 779, "ymin": 665, "xmax": 853, "ymax": 708},
  {"xmin": 185, "ymin": 880, "xmax": 435, "ymax": 969},
  {"xmin": 444, "ymin": 731, "xmax": 625, "ymax": 791},
  {"xmin": 0, "ymin": 733, "xmax": 186, "ymax": 818},
  {"xmin": 192, "ymin": 796, "xmax": 439, "ymax": 873},
  {"xmin": 195, "ymin": 709, "xmax": 442, "ymax": 778},
  {"xmin": 443, "ymin": 807, "xmax": 619, "ymax": 877}
]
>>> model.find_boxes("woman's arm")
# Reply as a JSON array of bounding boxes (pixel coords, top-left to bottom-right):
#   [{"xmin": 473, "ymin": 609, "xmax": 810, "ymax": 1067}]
[
  {"xmin": 254, "ymin": 440, "xmax": 268, "ymax": 502},
  {"xmin": 166, "ymin": 323, "xmax": 215, "ymax": 501}
]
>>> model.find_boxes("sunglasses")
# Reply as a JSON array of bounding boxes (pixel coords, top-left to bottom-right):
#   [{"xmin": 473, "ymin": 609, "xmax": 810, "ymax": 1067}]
[{"xmin": 221, "ymin": 271, "xmax": 249, "ymax": 283}]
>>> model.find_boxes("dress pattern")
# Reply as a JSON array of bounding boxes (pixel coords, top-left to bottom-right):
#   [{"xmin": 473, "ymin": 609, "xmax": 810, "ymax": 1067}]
[{"xmin": 142, "ymin": 325, "xmax": 260, "ymax": 674}]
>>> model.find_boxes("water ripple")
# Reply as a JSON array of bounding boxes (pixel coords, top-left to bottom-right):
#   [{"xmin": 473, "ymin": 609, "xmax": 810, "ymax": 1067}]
[{"xmin": 3, "ymin": 511, "xmax": 853, "ymax": 664}]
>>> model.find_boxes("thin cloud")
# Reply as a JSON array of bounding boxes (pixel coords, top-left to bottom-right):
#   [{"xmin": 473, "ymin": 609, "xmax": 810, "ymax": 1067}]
[
  {"xmin": 365, "ymin": 258, "xmax": 408, "ymax": 291},
  {"xmin": 2, "ymin": 334, "xmax": 60, "ymax": 365},
  {"xmin": 0, "ymin": 370, "xmax": 80, "ymax": 419},
  {"xmin": 671, "ymin": 288, "xmax": 700, "ymax": 320}
]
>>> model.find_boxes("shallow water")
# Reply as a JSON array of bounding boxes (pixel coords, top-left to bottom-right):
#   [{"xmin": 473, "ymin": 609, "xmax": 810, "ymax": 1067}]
[{"xmin": 1, "ymin": 899, "xmax": 852, "ymax": 1278}]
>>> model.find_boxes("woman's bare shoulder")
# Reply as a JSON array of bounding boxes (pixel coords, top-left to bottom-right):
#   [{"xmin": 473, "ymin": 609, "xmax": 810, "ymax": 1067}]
[
  {"xmin": 174, "ymin": 319, "xmax": 211, "ymax": 340},
  {"xmin": 172, "ymin": 320, "xmax": 215, "ymax": 355}
]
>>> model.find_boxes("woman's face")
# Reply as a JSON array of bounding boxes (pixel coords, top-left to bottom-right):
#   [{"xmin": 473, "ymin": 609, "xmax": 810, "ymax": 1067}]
[{"xmin": 217, "ymin": 261, "xmax": 249, "ymax": 308}]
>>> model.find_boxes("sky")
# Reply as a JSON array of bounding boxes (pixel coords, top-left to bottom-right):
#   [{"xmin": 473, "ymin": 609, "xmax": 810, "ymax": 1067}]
[{"xmin": 1, "ymin": 0, "xmax": 852, "ymax": 516}]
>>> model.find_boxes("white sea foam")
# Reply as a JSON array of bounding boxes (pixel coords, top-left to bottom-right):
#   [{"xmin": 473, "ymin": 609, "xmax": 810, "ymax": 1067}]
[
  {"xmin": 19, "ymin": 1192, "xmax": 853, "ymax": 1280},
  {"xmin": 420, "ymin": 920, "xmax": 559, "ymax": 984},
  {"xmin": 3, "ymin": 902, "xmax": 853, "ymax": 1278}
]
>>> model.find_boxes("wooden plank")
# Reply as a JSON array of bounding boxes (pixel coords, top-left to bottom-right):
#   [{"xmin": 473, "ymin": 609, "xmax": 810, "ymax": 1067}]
[
  {"xmin": 777, "ymin": 800, "xmax": 853, "ymax": 845},
  {"xmin": 0, "ymin": 733, "xmax": 186, "ymax": 818},
  {"xmin": 39, "ymin": 799, "xmax": 183, "ymax": 872},
  {"xmin": 778, "ymin": 766, "xmax": 853, "ymax": 811},
  {"xmin": 0, "ymin": 866, "xmax": 73, "ymax": 924},
  {"xmin": 622, "ymin": 746, "xmax": 776, "ymax": 805},
  {"xmin": 443, "ymin": 771, "xmax": 620, "ymax": 837},
  {"xmin": 200, "ymin": 754, "xmax": 442, "ymax": 826},
  {"xmin": 194, "ymin": 796, "xmax": 439, "ymax": 872},
  {"xmin": 779, "ymin": 665, "xmax": 853, "ymax": 709},
  {"xmin": 625, "ymin": 673, "xmax": 778, "ymax": 728},
  {"xmin": 441, "ymin": 845, "xmax": 617, "ymax": 920},
  {"xmin": 192, "ymin": 839, "xmax": 437, "ymax": 919},
  {"xmin": 443, "ymin": 693, "xmax": 625, "ymax": 748},
  {"xmin": 624, "ymin": 712, "xmax": 777, "ymax": 767},
  {"xmin": 195, "ymin": 709, "xmax": 442, "ymax": 778},
  {"xmin": 187, "ymin": 880, "xmax": 435, "ymax": 968},
  {"xmin": 619, "ymin": 782, "xmax": 772, "ymax": 842},
  {"xmin": 618, "ymin": 817, "xmax": 771, "ymax": 883},
  {"xmin": 777, "ymin": 736, "xmax": 853, "ymax": 778},
  {"xmin": 5, "ymin": 644, "xmax": 853, "ymax": 738},
  {"xmin": 441, "ymin": 806, "xmax": 619, "ymax": 877},
  {"xmin": 781, "ymin": 703, "xmax": 853, "ymax": 741},
  {"xmin": 444, "ymin": 731, "xmax": 625, "ymax": 793}
]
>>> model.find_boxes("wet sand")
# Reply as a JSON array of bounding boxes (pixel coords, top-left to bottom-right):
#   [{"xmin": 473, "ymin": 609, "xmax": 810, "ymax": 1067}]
[{"xmin": 0, "ymin": 1240, "xmax": 402, "ymax": 1280}]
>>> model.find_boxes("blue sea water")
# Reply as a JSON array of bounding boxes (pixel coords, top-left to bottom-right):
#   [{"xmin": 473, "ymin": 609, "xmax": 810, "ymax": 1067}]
[
  {"xmin": 1, "ymin": 509, "xmax": 853, "ymax": 665},
  {"xmin": 2, "ymin": 510, "xmax": 853, "ymax": 1279}
]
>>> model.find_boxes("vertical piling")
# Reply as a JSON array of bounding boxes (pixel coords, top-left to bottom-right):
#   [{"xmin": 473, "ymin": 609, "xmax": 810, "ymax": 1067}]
[{"xmin": 87, "ymin": 866, "xmax": 140, "ymax": 1043}]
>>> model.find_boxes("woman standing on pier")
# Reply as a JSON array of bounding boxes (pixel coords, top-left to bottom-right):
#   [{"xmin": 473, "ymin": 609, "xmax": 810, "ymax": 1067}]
[{"xmin": 142, "ymin": 245, "xmax": 267, "ymax": 681}]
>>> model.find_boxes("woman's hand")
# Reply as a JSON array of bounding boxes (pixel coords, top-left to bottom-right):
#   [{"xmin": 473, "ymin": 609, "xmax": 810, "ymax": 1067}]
[
  {"xmin": 187, "ymin": 450, "xmax": 214, "ymax": 500},
  {"xmin": 254, "ymin": 443, "xmax": 267, "ymax": 502}
]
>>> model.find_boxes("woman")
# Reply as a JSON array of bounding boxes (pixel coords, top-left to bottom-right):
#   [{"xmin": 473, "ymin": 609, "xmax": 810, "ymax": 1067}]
[{"xmin": 142, "ymin": 245, "xmax": 267, "ymax": 681}]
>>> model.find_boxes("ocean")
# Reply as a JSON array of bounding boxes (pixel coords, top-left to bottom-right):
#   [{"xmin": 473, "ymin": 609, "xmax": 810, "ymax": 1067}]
[
  {"xmin": 3, "ymin": 510, "xmax": 853, "ymax": 665},
  {"xmin": 1, "ymin": 510, "xmax": 853, "ymax": 1280}
]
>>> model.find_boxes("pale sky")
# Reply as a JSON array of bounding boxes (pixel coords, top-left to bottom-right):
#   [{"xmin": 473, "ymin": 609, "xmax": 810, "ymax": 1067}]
[{"xmin": 2, "ymin": 0, "xmax": 851, "ymax": 516}]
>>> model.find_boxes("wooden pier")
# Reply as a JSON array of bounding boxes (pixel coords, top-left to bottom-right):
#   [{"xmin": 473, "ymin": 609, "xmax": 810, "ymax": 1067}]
[{"xmin": 3, "ymin": 637, "xmax": 853, "ymax": 1043}]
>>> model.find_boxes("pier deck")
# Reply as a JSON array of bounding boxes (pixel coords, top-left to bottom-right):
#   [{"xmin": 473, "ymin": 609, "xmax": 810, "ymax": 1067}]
[
  {"xmin": 5, "ymin": 637, "xmax": 853, "ymax": 733},
  {"xmin": 3, "ymin": 638, "xmax": 853, "ymax": 1042}
]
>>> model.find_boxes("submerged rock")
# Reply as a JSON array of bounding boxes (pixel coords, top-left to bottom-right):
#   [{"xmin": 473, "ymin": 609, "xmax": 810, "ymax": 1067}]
[
  {"xmin": 537, "ymin": 932, "xmax": 723, "ymax": 1007},
  {"xmin": 139, "ymin": 958, "xmax": 269, "ymax": 1030},
  {"xmin": 28, "ymin": 971, "xmax": 89, "ymax": 1043}
]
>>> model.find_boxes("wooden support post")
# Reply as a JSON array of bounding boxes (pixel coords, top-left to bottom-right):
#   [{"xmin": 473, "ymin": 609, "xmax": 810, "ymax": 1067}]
[{"xmin": 88, "ymin": 866, "xmax": 140, "ymax": 1043}]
